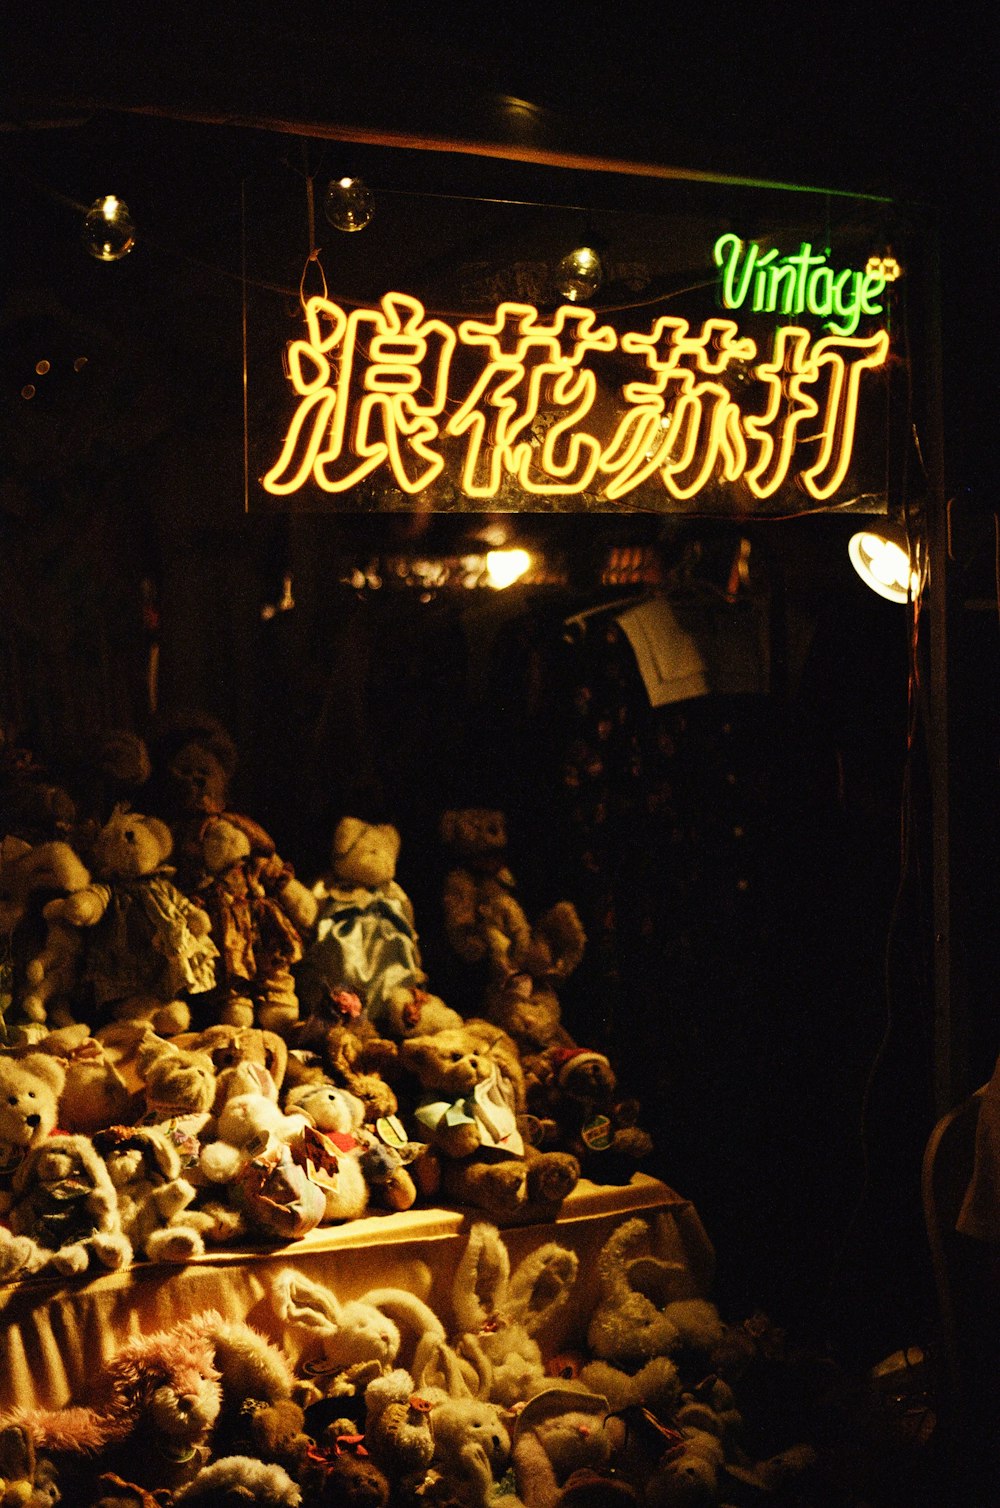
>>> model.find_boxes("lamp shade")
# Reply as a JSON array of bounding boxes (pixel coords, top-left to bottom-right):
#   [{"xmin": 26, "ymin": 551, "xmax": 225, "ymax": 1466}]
[{"xmin": 848, "ymin": 524, "xmax": 920, "ymax": 604}]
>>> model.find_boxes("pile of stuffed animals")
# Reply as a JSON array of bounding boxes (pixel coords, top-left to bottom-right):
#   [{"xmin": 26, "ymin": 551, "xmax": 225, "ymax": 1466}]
[
  {"xmin": 0, "ymin": 1213, "xmax": 824, "ymax": 1507},
  {"xmin": 0, "ymin": 717, "xmax": 835, "ymax": 1502},
  {"xmin": 1, "ymin": 712, "xmax": 657, "ymax": 1275}
]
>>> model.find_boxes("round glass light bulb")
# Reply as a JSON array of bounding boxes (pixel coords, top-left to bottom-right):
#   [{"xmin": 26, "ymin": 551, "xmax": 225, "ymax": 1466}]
[
  {"xmin": 848, "ymin": 529, "xmax": 918, "ymax": 603},
  {"xmin": 485, "ymin": 548, "xmax": 532, "ymax": 589},
  {"xmin": 555, "ymin": 246, "xmax": 602, "ymax": 303},
  {"xmin": 323, "ymin": 176, "xmax": 375, "ymax": 232},
  {"xmin": 83, "ymin": 195, "xmax": 136, "ymax": 261}
]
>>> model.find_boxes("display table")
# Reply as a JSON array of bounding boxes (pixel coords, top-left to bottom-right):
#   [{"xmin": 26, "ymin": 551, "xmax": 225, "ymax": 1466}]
[{"xmin": 0, "ymin": 1174, "xmax": 712, "ymax": 1413}]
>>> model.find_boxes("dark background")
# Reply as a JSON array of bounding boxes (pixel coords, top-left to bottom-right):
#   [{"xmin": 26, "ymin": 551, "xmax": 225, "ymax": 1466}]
[{"xmin": 2, "ymin": 2, "xmax": 996, "ymax": 1366}]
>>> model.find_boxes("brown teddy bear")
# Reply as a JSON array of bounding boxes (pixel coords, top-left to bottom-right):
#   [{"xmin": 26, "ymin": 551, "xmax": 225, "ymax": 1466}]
[
  {"xmin": 299, "ymin": 817, "xmax": 426, "ymax": 1027},
  {"xmin": 92, "ymin": 1123, "xmax": 208, "ymax": 1263},
  {"xmin": 31, "ymin": 1021, "xmax": 141, "ymax": 1132},
  {"xmin": 3, "ymin": 1130, "xmax": 134, "ymax": 1277},
  {"xmin": 173, "ymin": 1021, "xmax": 289, "ymax": 1111},
  {"xmin": 196, "ymin": 814, "xmax": 316, "ymax": 1035},
  {"xmin": 0, "ymin": 833, "xmax": 92, "ymax": 1035},
  {"xmin": 439, "ymin": 809, "xmax": 586, "ymax": 1003},
  {"xmin": 290, "ymin": 984, "xmax": 401, "ymax": 1121},
  {"xmin": 523, "ymin": 1043, "xmax": 655, "ymax": 1176},
  {"xmin": 43, "ymin": 806, "xmax": 218, "ymax": 1036},
  {"xmin": 400, "ymin": 1018, "xmax": 580, "ymax": 1226}
]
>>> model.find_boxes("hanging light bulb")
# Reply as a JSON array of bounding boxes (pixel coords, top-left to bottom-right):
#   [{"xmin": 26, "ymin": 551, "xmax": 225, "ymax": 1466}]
[
  {"xmin": 554, "ymin": 246, "xmax": 603, "ymax": 303},
  {"xmin": 848, "ymin": 523, "xmax": 920, "ymax": 603},
  {"xmin": 82, "ymin": 195, "xmax": 136, "ymax": 261},
  {"xmin": 323, "ymin": 176, "xmax": 375, "ymax": 232}
]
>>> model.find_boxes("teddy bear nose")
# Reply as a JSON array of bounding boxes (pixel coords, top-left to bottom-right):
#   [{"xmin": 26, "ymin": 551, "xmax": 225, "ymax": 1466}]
[
  {"xmin": 25, "ymin": 1112, "xmax": 41, "ymax": 1128},
  {"xmin": 577, "ymin": 1424, "xmax": 591, "ymax": 1437}
]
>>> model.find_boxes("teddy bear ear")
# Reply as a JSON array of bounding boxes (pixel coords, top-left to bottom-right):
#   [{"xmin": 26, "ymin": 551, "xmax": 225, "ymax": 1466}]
[
  {"xmin": 17, "ymin": 1051, "xmax": 67, "ymax": 1096},
  {"xmin": 439, "ymin": 810, "xmax": 458, "ymax": 845}
]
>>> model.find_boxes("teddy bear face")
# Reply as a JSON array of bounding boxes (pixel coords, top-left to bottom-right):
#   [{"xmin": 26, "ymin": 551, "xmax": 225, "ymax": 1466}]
[
  {"xmin": 0, "ymin": 1053, "xmax": 65, "ymax": 1153},
  {"xmin": 440, "ymin": 808, "xmax": 508, "ymax": 862},
  {"xmin": 331, "ymin": 818, "xmax": 401, "ymax": 890},
  {"xmin": 92, "ymin": 809, "xmax": 173, "ymax": 881},
  {"xmin": 138, "ymin": 1041, "xmax": 217, "ymax": 1116},
  {"xmin": 201, "ymin": 817, "xmax": 251, "ymax": 875},
  {"xmin": 167, "ymin": 741, "xmax": 231, "ymax": 816},
  {"xmin": 401, "ymin": 1030, "xmax": 496, "ymax": 1097},
  {"xmin": 285, "ymin": 1081, "xmax": 364, "ymax": 1135}
]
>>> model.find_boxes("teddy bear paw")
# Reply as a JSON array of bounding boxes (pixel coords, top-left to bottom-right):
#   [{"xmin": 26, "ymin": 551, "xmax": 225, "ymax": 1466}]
[
  {"xmin": 92, "ymin": 1233, "xmax": 133, "ymax": 1270},
  {"xmin": 48, "ymin": 1243, "xmax": 90, "ymax": 1276},
  {"xmin": 147, "ymin": 1227, "xmax": 206, "ymax": 1263},
  {"xmin": 527, "ymin": 1151, "xmax": 580, "ymax": 1204},
  {"xmin": 220, "ymin": 995, "xmax": 256, "ymax": 1029},
  {"xmin": 151, "ymin": 1001, "xmax": 192, "ymax": 1037}
]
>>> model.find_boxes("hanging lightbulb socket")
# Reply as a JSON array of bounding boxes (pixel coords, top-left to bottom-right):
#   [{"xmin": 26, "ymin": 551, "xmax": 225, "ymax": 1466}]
[
  {"xmin": 323, "ymin": 176, "xmax": 375, "ymax": 233},
  {"xmin": 82, "ymin": 195, "xmax": 136, "ymax": 261}
]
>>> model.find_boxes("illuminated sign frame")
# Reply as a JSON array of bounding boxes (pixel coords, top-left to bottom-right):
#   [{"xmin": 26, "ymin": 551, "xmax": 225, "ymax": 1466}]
[{"xmin": 253, "ymin": 224, "xmax": 902, "ymax": 514}]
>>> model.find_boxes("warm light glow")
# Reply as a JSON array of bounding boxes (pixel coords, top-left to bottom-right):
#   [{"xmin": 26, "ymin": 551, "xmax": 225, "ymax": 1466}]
[
  {"xmin": 263, "ymin": 294, "xmax": 889, "ymax": 506},
  {"xmin": 848, "ymin": 527, "xmax": 920, "ymax": 603},
  {"xmin": 83, "ymin": 195, "xmax": 135, "ymax": 261},
  {"xmin": 485, "ymin": 548, "xmax": 532, "ymax": 588}
]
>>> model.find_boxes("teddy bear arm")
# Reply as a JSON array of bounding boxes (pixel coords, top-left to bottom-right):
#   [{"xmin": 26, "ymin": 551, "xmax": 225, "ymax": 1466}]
[
  {"xmin": 152, "ymin": 1176, "xmax": 198, "ymax": 1221},
  {"xmin": 442, "ymin": 870, "xmax": 489, "ymax": 962},
  {"xmin": 513, "ymin": 1429, "xmax": 561, "ymax": 1507},
  {"xmin": 46, "ymin": 884, "xmax": 111, "ymax": 927}
]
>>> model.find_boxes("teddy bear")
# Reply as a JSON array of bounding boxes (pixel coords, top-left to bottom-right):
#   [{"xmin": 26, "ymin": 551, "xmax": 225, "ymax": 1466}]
[
  {"xmin": 172, "ymin": 1021, "xmax": 289, "ymax": 1111},
  {"xmin": 451, "ymin": 1221, "xmax": 579, "ymax": 1409},
  {"xmin": 2, "ymin": 1130, "xmax": 134, "ymax": 1278},
  {"xmin": 128, "ymin": 1033, "xmax": 244, "ymax": 1246},
  {"xmin": 0, "ymin": 834, "xmax": 93, "ymax": 1035},
  {"xmin": 290, "ymin": 985, "xmax": 401, "ymax": 1121},
  {"xmin": 12, "ymin": 1309, "xmax": 294, "ymax": 1496},
  {"xmin": 91, "ymin": 1123, "xmax": 208, "ymax": 1264},
  {"xmin": 510, "ymin": 1385, "xmax": 634, "ymax": 1508},
  {"xmin": 144, "ymin": 710, "xmax": 240, "ymax": 891},
  {"xmin": 30, "ymin": 1022, "xmax": 141, "ymax": 1133},
  {"xmin": 413, "ymin": 1393, "xmax": 519, "ymax": 1508},
  {"xmin": 579, "ymin": 1218, "xmax": 724, "ymax": 1418},
  {"xmin": 170, "ymin": 1456, "xmax": 302, "ymax": 1506},
  {"xmin": 439, "ymin": 809, "xmax": 586, "ymax": 1004},
  {"xmin": 299, "ymin": 818, "xmax": 426, "ymax": 1027},
  {"xmin": 0, "ymin": 1049, "xmax": 66, "ymax": 1218},
  {"xmin": 523, "ymin": 1045, "xmax": 654, "ymax": 1176},
  {"xmin": 42, "ymin": 807, "xmax": 218, "ymax": 1037},
  {"xmin": 195, "ymin": 814, "xmax": 317, "ymax": 1035},
  {"xmin": 399, "ymin": 1019, "xmax": 580, "ymax": 1226},
  {"xmin": 284, "ymin": 1078, "xmax": 423, "ymax": 1215}
]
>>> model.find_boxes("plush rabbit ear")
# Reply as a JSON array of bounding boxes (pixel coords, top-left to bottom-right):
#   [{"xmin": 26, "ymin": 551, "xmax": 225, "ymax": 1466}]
[
  {"xmin": 271, "ymin": 1270, "xmax": 342, "ymax": 1334},
  {"xmin": 365, "ymin": 1287, "xmax": 446, "ymax": 1351},
  {"xmin": 452, "ymin": 1221, "xmax": 510, "ymax": 1334},
  {"xmin": 413, "ymin": 1333, "xmax": 488, "ymax": 1399},
  {"xmin": 505, "ymin": 1241, "xmax": 579, "ymax": 1336},
  {"xmin": 595, "ymin": 1216, "xmax": 655, "ymax": 1298}
]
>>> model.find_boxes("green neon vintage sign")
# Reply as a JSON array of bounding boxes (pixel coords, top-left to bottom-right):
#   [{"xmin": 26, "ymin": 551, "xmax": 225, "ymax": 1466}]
[{"xmin": 713, "ymin": 233, "xmax": 889, "ymax": 337}]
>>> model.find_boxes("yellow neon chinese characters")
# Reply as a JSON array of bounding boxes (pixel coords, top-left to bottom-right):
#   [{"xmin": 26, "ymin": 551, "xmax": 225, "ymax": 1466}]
[{"xmin": 262, "ymin": 293, "xmax": 890, "ymax": 506}]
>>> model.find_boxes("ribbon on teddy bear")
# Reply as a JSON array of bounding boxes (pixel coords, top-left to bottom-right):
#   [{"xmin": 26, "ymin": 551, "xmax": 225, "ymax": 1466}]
[{"xmin": 415, "ymin": 1066, "xmax": 525, "ymax": 1156}]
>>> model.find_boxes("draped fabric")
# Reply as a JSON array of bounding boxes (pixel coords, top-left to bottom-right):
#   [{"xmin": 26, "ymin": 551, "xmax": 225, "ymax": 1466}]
[{"xmin": 0, "ymin": 1175, "xmax": 710, "ymax": 1413}]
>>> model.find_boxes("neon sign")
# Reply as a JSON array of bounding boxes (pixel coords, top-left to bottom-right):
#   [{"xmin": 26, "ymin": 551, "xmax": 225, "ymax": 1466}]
[
  {"xmin": 713, "ymin": 234, "xmax": 890, "ymax": 337},
  {"xmin": 263, "ymin": 273, "xmax": 892, "ymax": 507}
]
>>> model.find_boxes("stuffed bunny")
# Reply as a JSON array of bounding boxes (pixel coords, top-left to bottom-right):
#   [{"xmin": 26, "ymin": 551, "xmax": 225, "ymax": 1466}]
[{"xmin": 451, "ymin": 1221, "xmax": 579, "ymax": 1407}]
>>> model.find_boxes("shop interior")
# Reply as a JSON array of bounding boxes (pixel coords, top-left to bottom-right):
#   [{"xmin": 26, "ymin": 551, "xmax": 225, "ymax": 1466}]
[{"xmin": 2, "ymin": 90, "xmax": 996, "ymax": 1504}]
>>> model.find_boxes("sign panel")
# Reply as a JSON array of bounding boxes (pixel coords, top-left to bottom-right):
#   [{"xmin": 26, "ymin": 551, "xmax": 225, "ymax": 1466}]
[{"xmin": 244, "ymin": 172, "xmax": 908, "ymax": 516}]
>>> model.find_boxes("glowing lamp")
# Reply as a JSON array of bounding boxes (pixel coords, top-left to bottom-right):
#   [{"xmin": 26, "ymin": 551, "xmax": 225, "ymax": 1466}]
[
  {"xmin": 485, "ymin": 548, "xmax": 531, "ymax": 589},
  {"xmin": 555, "ymin": 247, "xmax": 602, "ymax": 303},
  {"xmin": 323, "ymin": 176, "xmax": 374, "ymax": 232},
  {"xmin": 848, "ymin": 524, "xmax": 920, "ymax": 603},
  {"xmin": 83, "ymin": 195, "xmax": 135, "ymax": 261}
]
